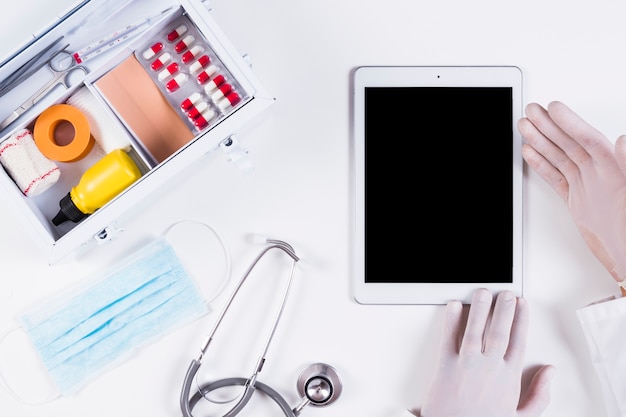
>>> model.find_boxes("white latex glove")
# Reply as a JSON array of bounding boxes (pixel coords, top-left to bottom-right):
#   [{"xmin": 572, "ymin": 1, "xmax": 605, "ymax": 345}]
[
  {"xmin": 519, "ymin": 101, "xmax": 626, "ymax": 283},
  {"xmin": 420, "ymin": 289, "xmax": 554, "ymax": 417}
]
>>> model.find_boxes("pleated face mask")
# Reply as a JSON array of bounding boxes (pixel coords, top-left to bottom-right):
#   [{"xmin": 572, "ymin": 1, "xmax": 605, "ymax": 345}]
[{"xmin": 18, "ymin": 238, "xmax": 209, "ymax": 397}]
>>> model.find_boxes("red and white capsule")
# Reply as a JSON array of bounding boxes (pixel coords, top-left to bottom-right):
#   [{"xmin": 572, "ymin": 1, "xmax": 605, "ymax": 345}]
[
  {"xmin": 203, "ymin": 74, "xmax": 226, "ymax": 94},
  {"xmin": 180, "ymin": 92, "xmax": 203, "ymax": 111},
  {"xmin": 175, "ymin": 35, "xmax": 195, "ymax": 53},
  {"xmin": 166, "ymin": 73, "xmax": 188, "ymax": 92},
  {"xmin": 150, "ymin": 52, "xmax": 172, "ymax": 71},
  {"xmin": 187, "ymin": 101, "xmax": 210, "ymax": 120},
  {"xmin": 181, "ymin": 45, "xmax": 204, "ymax": 64},
  {"xmin": 167, "ymin": 24, "xmax": 188, "ymax": 42},
  {"xmin": 142, "ymin": 42, "xmax": 163, "ymax": 59},
  {"xmin": 194, "ymin": 108, "xmax": 217, "ymax": 130},
  {"xmin": 158, "ymin": 62, "xmax": 179, "ymax": 82},
  {"xmin": 218, "ymin": 92, "xmax": 241, "ymax": 112},
  {"xmin": 189, "ymin": 55, "xmax": 211, "ymax": 74},
  {"xmin": 210, "ymin": 83, "xmax": 233, "ymax": 102},
  {"xmin": 196, "ymin": 65, "xmax": 219, "ymax": 84}
]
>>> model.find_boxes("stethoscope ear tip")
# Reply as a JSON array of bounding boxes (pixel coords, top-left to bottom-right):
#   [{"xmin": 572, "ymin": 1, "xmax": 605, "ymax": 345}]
[
  {"xmin": 296, "ymin": 363, "xmax": 343, "ymax": 407},
  {"xmin": 248, "ymin": 233, "xmax": 269, "ymax": 245}
]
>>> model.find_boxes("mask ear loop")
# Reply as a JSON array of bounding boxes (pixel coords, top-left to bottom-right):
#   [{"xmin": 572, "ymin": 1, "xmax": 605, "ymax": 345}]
[
  {"xmin": 0, "ymin": 326, "xmax": 61, "ymax": 405},
  {"xmin": 162, "ymin": 219, "xmax": 232, "ymax": 306},
  {"xmin": 0, "ymin": 220, "xmax": 230, "ymax": 406},
  {"xmin": 161, "ymin": 220, "xmax": 238, "ymax": 406}
]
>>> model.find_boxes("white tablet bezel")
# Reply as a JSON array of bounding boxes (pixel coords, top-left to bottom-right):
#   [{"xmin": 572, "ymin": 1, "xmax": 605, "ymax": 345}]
[{"xmin": 351, "ymin": 66, "xmax": 523, "ymax": 305}]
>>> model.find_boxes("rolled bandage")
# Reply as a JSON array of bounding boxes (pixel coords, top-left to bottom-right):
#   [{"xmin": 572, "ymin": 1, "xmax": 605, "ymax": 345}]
[
  {"xmin": 66, "ymin": 86, "xmax": 131, "ymax": 154},
  {"xmin": 0, "ymin": 129, "xmax": 60, "ymax": 196}
]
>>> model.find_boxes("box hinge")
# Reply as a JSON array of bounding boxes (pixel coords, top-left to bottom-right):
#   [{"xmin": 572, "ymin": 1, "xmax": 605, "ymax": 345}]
[
  {"xmin": 200, "ymin": 0, "xmax": 212, "ymax": 11},
  {"xmin": 219, "ymin": 135, "xmax": 253, "ymax": 174}
]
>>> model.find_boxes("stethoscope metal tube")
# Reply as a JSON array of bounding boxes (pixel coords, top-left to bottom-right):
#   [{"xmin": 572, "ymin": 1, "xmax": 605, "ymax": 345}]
[{"xmin": 180, "ymin": 239, "xmax": 342, "ymax": 417}]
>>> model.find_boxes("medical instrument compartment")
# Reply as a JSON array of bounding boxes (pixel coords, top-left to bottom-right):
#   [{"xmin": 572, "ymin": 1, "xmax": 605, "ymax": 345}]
[{"xmin": 0, "ymin": 0, "xmax": 274, "ymax": 264}]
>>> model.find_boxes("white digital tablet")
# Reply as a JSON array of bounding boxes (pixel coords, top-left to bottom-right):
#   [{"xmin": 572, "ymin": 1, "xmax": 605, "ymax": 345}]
[{"xmin": 352, "ymin": 66, "xmax": 523, "ymax": 304}]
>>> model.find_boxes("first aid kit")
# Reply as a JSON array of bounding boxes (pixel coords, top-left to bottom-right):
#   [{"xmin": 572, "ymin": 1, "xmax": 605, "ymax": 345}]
[{"xmin": 0, "ymin": 0, "xmax": 275, "ymax": 264}]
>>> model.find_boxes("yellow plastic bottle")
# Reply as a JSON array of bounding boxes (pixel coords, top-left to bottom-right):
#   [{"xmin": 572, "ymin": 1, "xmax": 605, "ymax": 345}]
[{"xmin": 52, "ymin": 149, "xmax": 142, "ymax": 226}]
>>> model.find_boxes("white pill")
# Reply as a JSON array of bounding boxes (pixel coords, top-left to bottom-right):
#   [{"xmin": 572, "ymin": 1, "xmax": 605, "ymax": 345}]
[
  {"xmin": 158, "ymin": 62, "xmax": 179, "ymax": 82},
  {"xmin": 142, "ymin": 42, "xmax": 163, "ymax": 59},
  {"xmin": 194, "ymin": 108, "xmax": 217, "ymax": 130},
  {"xmin": 167, "ymin": 24, "xmax": 188, "ymax": 42},
  {"xmin": 166, "ymin": 73, "xmax": 189, "ymax": 92},
  {"xmin": 180, "ymin": 92, "xmax": 203, "ymax": 111},
  {"xmin": 189, "ymin": 55, "xmax": 211, "ymax": 74}
]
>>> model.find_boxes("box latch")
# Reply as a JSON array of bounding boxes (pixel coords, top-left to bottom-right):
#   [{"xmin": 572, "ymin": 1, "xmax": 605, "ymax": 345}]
[
  {"xmin": 219, "ymin": 135, "xmax": 253, "ymax": 174},
  {"xmin": 94, "ymin": 225, "xmax": 124, "ymax": 245}
]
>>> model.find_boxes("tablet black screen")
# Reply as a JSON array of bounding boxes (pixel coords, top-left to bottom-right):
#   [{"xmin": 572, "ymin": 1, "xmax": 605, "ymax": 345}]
[{"xmin": 364, "ymin": 86, "xmax": 513, "ymax": 284}]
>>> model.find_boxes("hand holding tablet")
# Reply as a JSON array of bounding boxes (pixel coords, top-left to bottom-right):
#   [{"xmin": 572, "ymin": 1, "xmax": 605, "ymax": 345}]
[{"xmin": 351, "ymin": 66, "xmax": 523, "ymax": 304}]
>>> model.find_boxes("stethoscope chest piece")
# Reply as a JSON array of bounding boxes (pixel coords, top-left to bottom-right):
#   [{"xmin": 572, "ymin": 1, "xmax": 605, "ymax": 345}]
[{"xmin": 296, "ymin": 363, "xmax": 342, "ymax": 406}]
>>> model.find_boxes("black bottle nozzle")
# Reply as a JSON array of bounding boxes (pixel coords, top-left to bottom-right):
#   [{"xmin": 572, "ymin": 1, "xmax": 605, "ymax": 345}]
[{"xmin": 52, "ymin": 193, "xmax": 88, "ymax": 226}]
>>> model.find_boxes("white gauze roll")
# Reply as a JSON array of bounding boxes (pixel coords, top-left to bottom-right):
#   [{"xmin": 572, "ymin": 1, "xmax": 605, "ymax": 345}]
[
  {"xmin": 66, "ymin": 86, "xmax": 131, "ymax": 153},
  {"xmin": 0, "ymin": 129, "xmax": 60, "ymax": 197}
]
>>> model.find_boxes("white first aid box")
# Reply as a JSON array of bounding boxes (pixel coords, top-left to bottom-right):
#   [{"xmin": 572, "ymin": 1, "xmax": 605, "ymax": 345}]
[{"xmin": 0, "ymin": 0, "xmax": 274, "ymax": 264}]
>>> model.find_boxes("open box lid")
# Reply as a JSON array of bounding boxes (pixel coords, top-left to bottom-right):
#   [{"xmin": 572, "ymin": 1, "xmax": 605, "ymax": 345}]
[
  {"xmin": 0, "ymin": 0, "xmax": 214, "ymax": 66},
  {"xmin": 0, "ymin": 1, "xmax": 87, "ymax": 68},
  {"xmin": 0, "ymin": 0, "xmax": 212, "ymax": 74}
]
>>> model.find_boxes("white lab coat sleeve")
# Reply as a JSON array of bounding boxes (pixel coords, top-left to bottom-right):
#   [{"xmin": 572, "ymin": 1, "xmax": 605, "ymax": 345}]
[
  {"xmin": 577, "ymin": 295, "xmax": 626, "ymax": 417},
  {"xmin": 400, "ymin": 410, "xmax": 417, "ymax": 417}
]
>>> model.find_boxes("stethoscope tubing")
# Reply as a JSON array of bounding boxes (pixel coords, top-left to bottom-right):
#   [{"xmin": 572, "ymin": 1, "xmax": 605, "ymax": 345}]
[
  {"xmin": 180, "ymin": 240, "xmax": 300, "ymax": 417},
  {"xmin": 181, "ymin": 359, "xmax": 296, "ymax": 417}
]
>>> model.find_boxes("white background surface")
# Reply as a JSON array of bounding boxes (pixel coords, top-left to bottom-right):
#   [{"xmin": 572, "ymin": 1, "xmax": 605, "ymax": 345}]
[{"xmin": 0, "ymin": 0, "xmax": 623, "ymax": 416}]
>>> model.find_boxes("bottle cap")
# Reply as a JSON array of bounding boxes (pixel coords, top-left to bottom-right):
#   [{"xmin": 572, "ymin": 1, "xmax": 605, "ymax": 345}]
[{"xmin": 52, "ymin": 193, "xmax": 88, "ymax": 226}]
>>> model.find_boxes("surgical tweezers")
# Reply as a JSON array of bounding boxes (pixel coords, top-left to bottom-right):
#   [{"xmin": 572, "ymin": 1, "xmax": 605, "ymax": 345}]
[{"xmin": 0, "ymin": 36, "xmax": 65, "ymax": 98}]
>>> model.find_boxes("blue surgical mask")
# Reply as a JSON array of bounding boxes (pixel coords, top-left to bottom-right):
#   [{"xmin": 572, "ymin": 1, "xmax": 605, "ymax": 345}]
[{"xmin": 19, "ymin": 238, "xmax": 209, "ymax": 396}]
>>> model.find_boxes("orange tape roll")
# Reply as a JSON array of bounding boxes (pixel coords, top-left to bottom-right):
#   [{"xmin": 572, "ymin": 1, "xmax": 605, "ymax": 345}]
[{"xmin": 33, "ymin": 104, "xmax": 94, "ymax": 162}]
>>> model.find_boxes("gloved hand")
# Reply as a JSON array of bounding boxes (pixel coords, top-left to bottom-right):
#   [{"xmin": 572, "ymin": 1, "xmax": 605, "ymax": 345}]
[
  {"xmin": 519, "ymin": 101, "xmax": 626, "ymax": 283},
  {"xmin": 420, "ymin": 289, "xmax": 555, "ymax": 417}
]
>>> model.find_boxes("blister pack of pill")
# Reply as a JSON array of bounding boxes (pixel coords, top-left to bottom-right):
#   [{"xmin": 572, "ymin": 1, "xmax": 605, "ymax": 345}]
[{"xmin": 134, "ymin": 15, "xmax": 246, "ymax": 133}]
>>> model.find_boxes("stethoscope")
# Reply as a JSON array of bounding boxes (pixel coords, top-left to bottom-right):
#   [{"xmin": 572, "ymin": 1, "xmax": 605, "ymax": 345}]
[{"xmin": 180, "ymin": 238, "xmax": 343, "ymax": 416}]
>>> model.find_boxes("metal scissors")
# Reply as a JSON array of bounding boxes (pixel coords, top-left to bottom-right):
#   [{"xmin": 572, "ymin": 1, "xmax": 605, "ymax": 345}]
[{"xmin": 0, "ymin": 45, "xmax": 87, "ymax": 130}]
